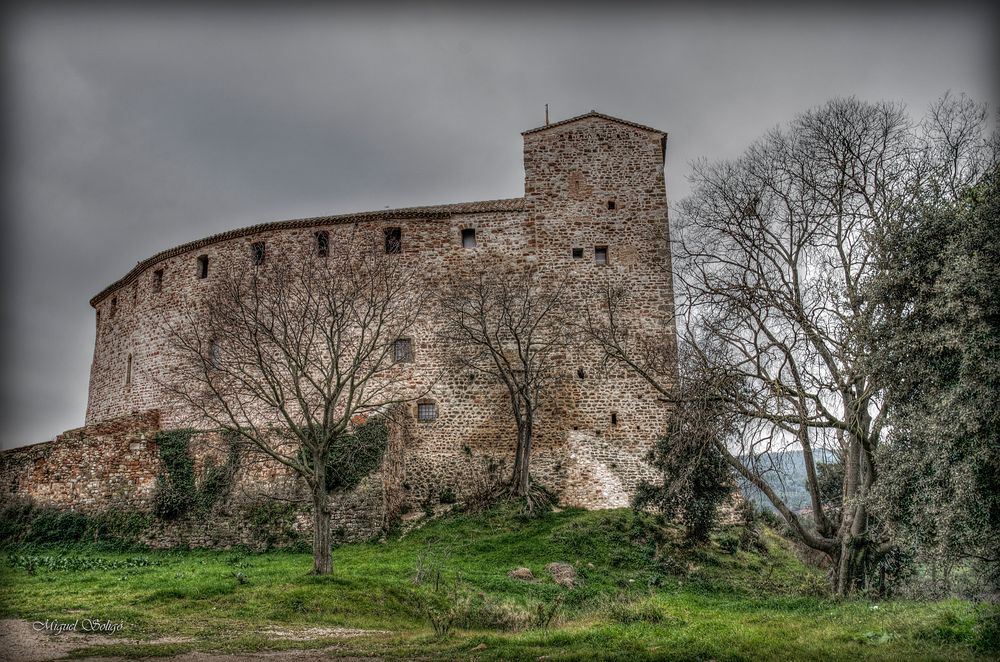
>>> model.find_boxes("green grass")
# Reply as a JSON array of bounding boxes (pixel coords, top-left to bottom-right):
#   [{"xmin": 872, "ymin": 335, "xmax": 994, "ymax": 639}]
[{"xmin": 2, "ymin": 504, "xmax": 995, "ymax": 660}]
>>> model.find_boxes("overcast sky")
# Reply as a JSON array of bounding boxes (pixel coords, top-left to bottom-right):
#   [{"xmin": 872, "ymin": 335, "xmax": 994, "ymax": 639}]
[{"xmin": 1, "ymin": 2, "xmax": 996, "ymax": 449}]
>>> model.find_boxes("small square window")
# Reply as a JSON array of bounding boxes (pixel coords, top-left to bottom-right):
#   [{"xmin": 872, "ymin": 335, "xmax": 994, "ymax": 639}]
[
  {"xmin": 153, "ymin": 269, "xmax": 164, "ymax": 293},
  {"xmin": 385, "ymin": 227, "xmax": 402, "ymax": 254},
  {"xmin": 251, "ymin": 241, "xmax": 266, "ymax": 266},
  {"xmin": 572, "ymin": 248, "xmax": 584, "ymax": 259},
  {"xmin": 595, "ymin": 246, "xmax": 608, "ymax": 265},
  {"xmin": 394, "ymin": 338, "xmax": 413, "ymax": 363},
  {"xmin": 316, "ymin": 231, "xmax": 329, "ymax": 257},
  {"xmin": 417, "ymin": 401, "xmax": 437, "ymax": 422},
  {"xmin": 607, "ymin": 200, "xmax": 617, "ymax": 210},
  {"xmin": 461, "ymin": 228, "xmax": 477, "ymax": 249},
  {"xmin": 197, "ymin": 255, "xmax": 209, "ymax": 279}
]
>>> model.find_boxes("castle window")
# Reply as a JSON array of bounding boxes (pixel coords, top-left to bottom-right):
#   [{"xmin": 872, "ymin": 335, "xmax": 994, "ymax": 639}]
[
  {"xmin": 577, "ymin": 367, "xmax": 586, "ymax": 379},
  {"xmin": 595, "ymin": 246, "xmax": 608, "ymax": 265},
  {"xmin": 572, "ymin": 248, "xmax": 584, "ymax": 259},
  {"xmin": 394, "ymin": 338, "xmax": 413, "ymax": 363},
  {"xmin": 251, "ymin": 242, "xmax": 266, "ymax": 265},
  {"xmin": 607, "ymin": 200, "xmax": 617, "ymax": 210},
  {"xmin": 611, "ymin": 412, "xmax": 618, "ymax": 426},
  {"xmin": 384, "ymin": 227, "xmax": 402, "ymax": 254},
  {"xmin": 110, "ymin": 297, "xmax": 118, "ymax": 317},
  {"xmin": 209, "ymin": 339, "xmax": 221, "ymax": 369},
  {"xmin": 316, "ymin": 231, "xmax": 329, "ymax": 257},
  {"xmin": 197, "ymin": 255, "xmax": 209, "ymax": 279},
  {"xmin": 126, "ymin": 354, "xmax": 133, "ymax": 387},
  {"xmin": 461, "ymin": 228, "xmax": 477, "ymax": 249},
  {"xmin": 153, "ymin": 269, "xmax": 163, "ymax": 293},
  {"xmin": 96, "ymin": 310, "xmax": 100, "ymax": 328},
  {"xmin": 417, "ymin": 401, "xmax": 438, "ymax": 422}
]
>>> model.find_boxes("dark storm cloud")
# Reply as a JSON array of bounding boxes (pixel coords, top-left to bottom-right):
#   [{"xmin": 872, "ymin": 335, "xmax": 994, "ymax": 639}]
[{"xmin": 2, "ymin": 2, "xmax": 996, "ymax": 448}]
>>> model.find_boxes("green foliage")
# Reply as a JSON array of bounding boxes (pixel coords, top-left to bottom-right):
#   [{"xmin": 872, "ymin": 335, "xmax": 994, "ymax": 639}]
[
  {"xmin": 1, "ymin": 506, "xmax": 988, "ymax": 659},
  {"xmin": 297, "ymin": 417, "xmax": 389, "ymax": 493},
  {"xmin": 0, "ymin": 500, "xmax": 151, "ymax": 548},
  {"xmin": 153, "ymin": 429, "xmax": 241, "ymax": 520},
  {"xmin": 633, "ymin": 429, "xmax": 734, "ymax": 545},
  {"xmin": 867, "ymin": 169, "xmax": 1000, "ymax": 592},
  {"xmin": 152, "ymin": 430, "xmax": 197, "ymax": 519}
]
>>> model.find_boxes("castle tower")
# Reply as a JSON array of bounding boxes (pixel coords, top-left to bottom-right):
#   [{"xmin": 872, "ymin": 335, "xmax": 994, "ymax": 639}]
[{"xmin": 521, "ymin": 111, "xmax": 676, "ymax": 507}]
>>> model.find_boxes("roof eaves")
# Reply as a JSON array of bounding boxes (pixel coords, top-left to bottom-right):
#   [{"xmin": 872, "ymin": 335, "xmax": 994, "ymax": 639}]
[
  {"xmin": 89, "ymin": 197, "xmax": 525, "ymax": 307},
  {"xmin": 522, "ymin": 111, "xmax": 666, "ymax": 136}
]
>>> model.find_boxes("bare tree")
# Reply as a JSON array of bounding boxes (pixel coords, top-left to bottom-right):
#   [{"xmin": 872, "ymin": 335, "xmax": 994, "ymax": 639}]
[
  {"xmin": 586, "ymin": 96, "xmax": 995, "ymax": 596},
  {"xmin": 162, "ymin": 230, "xmax": 422, "ymax": 574},
  {"xmin": 437, "ymin": 255, "xmax": 570, "ymax": 505}
]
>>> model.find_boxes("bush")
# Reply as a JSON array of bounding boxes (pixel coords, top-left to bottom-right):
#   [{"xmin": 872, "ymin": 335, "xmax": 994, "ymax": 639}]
[{"xmin": 0, "ymin": 500, "xmax": 151, "ymax": 548}]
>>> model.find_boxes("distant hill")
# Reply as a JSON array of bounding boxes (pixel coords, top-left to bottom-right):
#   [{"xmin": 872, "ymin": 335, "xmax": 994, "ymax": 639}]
[{"xmin": 739, "ymin": 449, "xmax": 837, "ymax": 513}]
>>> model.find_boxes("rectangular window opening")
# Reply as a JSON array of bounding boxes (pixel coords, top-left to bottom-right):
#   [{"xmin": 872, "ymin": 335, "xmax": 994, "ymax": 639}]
[
  {"xmin": 461, "ymin": 228, "xmax": 477, "ymax": 249},
  {"xmin": 153, "ymin": 269, "xmax": 164, "ymax": 293},
  {"xmin": 316, "ymin": 230, "xmax": 329, "ymax": 257},
  {"xmin": 595, "ymin": 246, "xmax": 608, "ymax": 265},
  {"xmin": 394, "ymin": 338, "xmax": 413, "ymax": 363},
  {"xmin": 197, "ymin": 255, "xmax": 209, "ymax": 279},
  {"xmin": 607, "ymin": 200, "xmax": 617, "ymax": 210},
  {"xmin": 572, "ymin": 247, "xmax": 584, "ymax": 259},
  {"xmin": 384, "ymin": 227, "xmax": 402, "ymax": 254},
  {"xmin": 417, "ymin": 401, "xmax": 437, "ymax": 422},
  {"xmin": 110, "ymin": 297, "xmax": 118, "ymax": 317},
  {"xmin": 251, "ymin": 241, "xmax": 266, "ymax": 266}
]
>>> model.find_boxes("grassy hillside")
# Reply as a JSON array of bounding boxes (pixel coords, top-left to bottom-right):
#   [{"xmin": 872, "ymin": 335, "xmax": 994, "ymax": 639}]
[{"xmin": 1, "ymin": 505, "xmax": 995, "ymax": 660}]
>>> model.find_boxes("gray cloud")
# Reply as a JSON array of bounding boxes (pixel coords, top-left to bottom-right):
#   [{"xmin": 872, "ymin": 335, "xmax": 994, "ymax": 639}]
[{"xmin": 2, "ymin": 3, "xmax": 996, "ymax": 448}]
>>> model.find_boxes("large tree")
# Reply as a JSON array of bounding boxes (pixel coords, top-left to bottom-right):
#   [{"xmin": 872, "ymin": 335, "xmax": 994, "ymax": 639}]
[
  {"xmin": 587, "ymin": 95, "xmax": 994, "ymax": 595},
  {"xmin": 867, "ymin": 165, "xmax": 1000, "ymax": 593},
  {"xmin": 437, "ymin": 255, "xmax": 569, "ymax": 505},
  {"xmin": 163, "ymin": 230, "xmax": 422, "ymax": 574}
]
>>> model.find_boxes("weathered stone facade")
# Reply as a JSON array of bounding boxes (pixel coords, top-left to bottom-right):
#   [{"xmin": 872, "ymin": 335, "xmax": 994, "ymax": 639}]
[{"xmin": 5, "ymin": 112, "xmax": 678, "ymax": 533}]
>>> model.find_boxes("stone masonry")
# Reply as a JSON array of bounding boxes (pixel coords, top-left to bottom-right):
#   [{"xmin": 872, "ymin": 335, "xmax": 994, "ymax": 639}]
[{"xmin": 4, "ymin": 112, "xmax": 678, "ymax": 536}]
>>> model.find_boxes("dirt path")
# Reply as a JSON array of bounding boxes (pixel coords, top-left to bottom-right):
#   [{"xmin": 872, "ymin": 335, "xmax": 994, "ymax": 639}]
[{"xmin": 0, "ymin": 620, "xmax": 388, "ymax": 662}]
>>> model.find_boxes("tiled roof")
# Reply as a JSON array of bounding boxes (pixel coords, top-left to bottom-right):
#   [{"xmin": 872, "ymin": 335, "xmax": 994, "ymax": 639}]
[
  {"xmin": 522, "ymin": 111, "xmax": 666, "ymax": 136},
  {"xmin": 90, "ymin": 197, "xmax": 525, "ymax": 307}
]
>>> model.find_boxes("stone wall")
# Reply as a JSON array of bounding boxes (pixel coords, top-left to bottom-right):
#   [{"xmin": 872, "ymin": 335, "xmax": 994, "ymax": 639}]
[
  {"xmin": 65, "ymin": 111, "xmax": 677, "ymax": 516},
  {"xmin": 1, "ymin": 410, "xmax": 406, "ymax": 547}
]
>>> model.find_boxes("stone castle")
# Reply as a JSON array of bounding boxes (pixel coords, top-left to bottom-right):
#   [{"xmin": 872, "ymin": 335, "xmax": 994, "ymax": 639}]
[{"xmin": 2, "ymin": 111, "xmax": 678, "ymax": 544}]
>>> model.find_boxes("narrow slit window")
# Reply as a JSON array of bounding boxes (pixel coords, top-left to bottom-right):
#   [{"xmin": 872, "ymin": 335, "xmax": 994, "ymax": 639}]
[
  {"xmin": 126, "ymin": 354, "xmax": 133, "ymax": 387},
  {"xmin": 384, "ymin": 227, "xmax": 402, "ymax": 254},
  {"xmin": 394, "ymin": 338, "xmax": 413, "ymax": 363},
  {"xmin": 417, "ymin": 401, "xmax": 437, "ymax": 422},
  {"xmin": 316, "ymin": 231, "xmax": 329, "ymax": 257},
  {"xmin": 110, "ymin": 297, "xmax": 118, "ymax": 317},
  {"xmin": 461, "ymin": 228, "xmax": 477, "ymax": 249},
  {"xmin": 153, "ymin": 269, "xmax": 164, "ymax": 293},
  {"xmin": 96, "ymin": 310, "xmax": 100, "ymax": 328},
  {"xmin": 595, "ymin": 246, "xmax": 608, "ymax": 265},
  {"xmin": 611, "ymin": 412, "xmax": 618, "ymax": 426},
  {"xmin": 251, "ymin": 241, "xmax": 266, "ymax": 266},
  {"xmin": 572, "ymin": 248, "xmax": 584, "ymax": 259},
  {"xmin": 197, "ymin": 255, "xmax": 209, "ymax": 279},
  {"xmin": 209, "ymin": 339, "xmax": 221, "ymax": 369},
  {"xmin": 577, "ymin": 367, "xmax": 586, "ymax": 379}
]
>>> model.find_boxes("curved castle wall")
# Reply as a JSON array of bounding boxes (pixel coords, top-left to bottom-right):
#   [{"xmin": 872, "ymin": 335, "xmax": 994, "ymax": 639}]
[{"xmin": 82, "ymin": 112, "xmax": 678, "ymax": 510}]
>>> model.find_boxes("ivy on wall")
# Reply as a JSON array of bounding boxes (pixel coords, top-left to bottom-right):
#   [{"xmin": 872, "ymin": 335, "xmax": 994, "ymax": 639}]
[
  {"xmin": 153, "ymin": 429, "xmax": 241, "ymax": 520},
  {"xmin": 297, "ymin": 417, "xmax": 390, "ymax": 493}
]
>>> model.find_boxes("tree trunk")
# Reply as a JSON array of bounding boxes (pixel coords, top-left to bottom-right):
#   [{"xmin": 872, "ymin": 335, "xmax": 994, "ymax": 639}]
[
  {"xmin": 311, "ymin": 451, "xmax": 332, "ymax": 575},
  {"xmin": 510, "ymin": 418, "xmax": 532, "ymax": 497}
]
